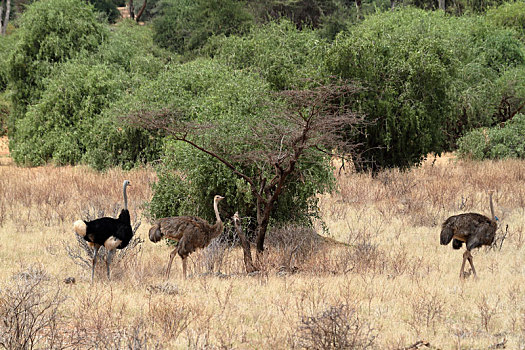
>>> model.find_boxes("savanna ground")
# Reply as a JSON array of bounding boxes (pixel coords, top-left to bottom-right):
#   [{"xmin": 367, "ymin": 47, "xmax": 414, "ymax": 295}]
[{"xmin": 1, "ymin": 136, "xmax": 525, "ymax": 349}]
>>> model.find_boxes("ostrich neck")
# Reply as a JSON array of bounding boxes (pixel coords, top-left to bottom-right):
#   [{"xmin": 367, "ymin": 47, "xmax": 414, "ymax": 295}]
[
  {"xmin": 489, "ymin": 193, "xmax": 495, "ymax": 221},
  {"xmin": 214, "ymin": 200, "xmax": 222, "ymax": 224},
  {"xmin": 123, "ymin": 182, "xmax": 128, "ymax": 211}
]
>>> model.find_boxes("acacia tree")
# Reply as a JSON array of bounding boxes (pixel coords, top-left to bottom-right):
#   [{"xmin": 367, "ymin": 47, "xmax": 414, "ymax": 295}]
[{"xmin": 128, "ymin": 81, "xmax": 364, "ymax": 270}]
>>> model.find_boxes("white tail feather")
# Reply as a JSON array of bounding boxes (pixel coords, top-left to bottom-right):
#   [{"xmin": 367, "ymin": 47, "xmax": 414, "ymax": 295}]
[{"xmin": 73, "ymin": 220, "xmax": 87, "ymax": 237}]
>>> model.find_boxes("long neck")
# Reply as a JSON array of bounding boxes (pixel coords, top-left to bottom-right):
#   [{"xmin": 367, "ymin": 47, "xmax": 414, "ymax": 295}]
[
  {"xmin": 489, "ymin": 192, "xmax": 495, "ymax": 221},
  {"xmin": 123, "ymin": 182, "xmax": 128, "ymax": 211},
  {"xmin": 214, "ymin": 199, "xmax": 222, "ymax": 225}
]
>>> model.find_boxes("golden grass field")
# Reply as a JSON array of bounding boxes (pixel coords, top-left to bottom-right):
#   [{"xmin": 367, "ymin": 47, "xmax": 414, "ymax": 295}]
[{"xmin": 1, "ymin": 136, "xmax": 525, "ymax": 349}]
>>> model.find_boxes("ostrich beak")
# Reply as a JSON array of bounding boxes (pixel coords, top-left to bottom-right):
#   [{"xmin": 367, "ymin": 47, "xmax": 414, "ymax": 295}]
[{"xmin": 233, "ymin": 211, "xmax": 239, "ymax": 222}]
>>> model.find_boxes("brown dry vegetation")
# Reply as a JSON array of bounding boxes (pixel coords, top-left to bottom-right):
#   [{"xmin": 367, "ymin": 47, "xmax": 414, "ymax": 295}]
[{"xmin": 1, "ymin": 146, "xmax": 525, "ymax": 349}]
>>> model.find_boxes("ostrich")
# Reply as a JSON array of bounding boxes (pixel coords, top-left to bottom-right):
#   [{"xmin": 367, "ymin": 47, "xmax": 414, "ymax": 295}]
[
  {"xmin": 232, "ymin": 212, "xmax": 257, "ymax": 273},
  {"xmin": 149, "ymin": 195, "xmax": 225, "ymax": 279},
  {"xmin": 440, "ymin": 191, "xmax": 498, "ymax": 279},
  {"xmin": 73, "ymin": 180, "xmax": 133, "ymax": 282}
]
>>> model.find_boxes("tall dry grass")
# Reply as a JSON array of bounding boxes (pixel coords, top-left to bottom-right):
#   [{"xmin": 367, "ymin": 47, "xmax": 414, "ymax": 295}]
[{"xmin": 0, "ymin": 154, "xmax": 525, "ymax": 349}]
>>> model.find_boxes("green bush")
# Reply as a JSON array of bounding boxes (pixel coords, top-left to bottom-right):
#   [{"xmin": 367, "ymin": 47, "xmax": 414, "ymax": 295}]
[
  {"xmin": 10, "ymin": 61, "xmax": 128, "ymax": 166},
  {"xmin": 450, "ymin": 25, "xmax": 525, "ymax": 144},
  {"xmin": 8, "ymin": 0, "xmax": 107, "ymax": 136},
  {"xmin": 486, "ymin": 1, "xmax": 525, "ymax": 40},
  {"xmin": 325, "ymin": 9, "xmax": 462, "ymax": 171},
  {"xmin": 490, "ymin": 66, "xmax": 525, "ymax": 124},
  {"xmin": 9, "ymin": 18, "xmax": 168, "ymax": 168},
  {"xmin": 476, "ymin": 28, "xmax": 524, "ymax": 72},
  {"xmin": 0, "ymin": 92, "xmax": 10, "ymax": 136},
  {"xmin": 120, "ymin": 58, "xmax": 334, "ymax": 225},
  {"xmin": 210, "ymin": 19, "xmax": 327, "ymax": 90},
  {"xmin": 152, "ymin": 0, "xmax": 253, "ymax": 55},
  {"xmin": 83, "ymin": 119, "xmax": 163, "ymax": 171},
  {"xmin": 324, "ymin": 8, "xmax": 525, "ymax": 171},
  {"xmin": 0, "ymin": 33, "xmax": 18, "ymax": 92},
  {"xmin": 95, "ymin": 20, "xmax": 171, "ymax": 77},
  {"xmin": 457, "ymin": 113, "xmax": 525, "ymax": 160}
]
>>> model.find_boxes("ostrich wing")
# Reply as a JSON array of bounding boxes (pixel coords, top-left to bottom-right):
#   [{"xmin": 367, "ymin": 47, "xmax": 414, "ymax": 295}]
[
  {"xmin": 441, "ymin": 213, "xmax": 495, "ymax": 246},
  {"xmin": 157, "ymin": 216, "xmax": 211, "ymax": 241},
  {"xmin": 112, "ymin": 222, "xmax": 133, "ymax": 249}
]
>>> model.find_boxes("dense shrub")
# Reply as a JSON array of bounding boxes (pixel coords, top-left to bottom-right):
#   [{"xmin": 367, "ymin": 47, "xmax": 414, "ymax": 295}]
[
  {"xmin": 457, "ymin": 113, "xmax": 525, "ymax": 160},
  {"xmin": 324, "ymin": 8, "xmax": 525, "ymax": 171},
  {"xmin": 10, "ymin": 21, "xmax": 167, "ymax": 168},
  {"xmin": 486, "ymin": 1, "xmax": 525, "ymax": 40},
  {"xmin": 94, "ymin": 20, "xmax": 171, "ymax": 77},
  {"xmin": 8, "ymin": 0, "xmax": 107, "ymax": 136},
  {"xmin": 10, "ymin": 61, "xmax": 128, "ymax": 166},
  {"xmin": 450, "ymin": 24, "xmax": 524, "ymax": 144},
  {"xmin": 0, "ymin": 33, "xmax": 18, "ymax": 92},
  {"xmin": 475, "ymin": 28, "xmax": 524, "ymax": 73},
  {"xmin": 152, "ymin": 0, "xmax": 253, "ymax": 55},
  {"xmin": 0, "ymin": 92, "xmax": 9, "ymax": 136},
  {"xmin": 210, "ymin": 19, "xmax": 327, "ymax": 90},
  {"xmin": 325, "ymin": 9, "xmax": 460, "ymax": 171},
  {"xmin": 0, "ymin": 33, "xmax": 15, "ymax": 136}
]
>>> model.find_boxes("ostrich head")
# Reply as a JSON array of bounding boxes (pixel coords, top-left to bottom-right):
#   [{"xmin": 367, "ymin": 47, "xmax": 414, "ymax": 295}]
[
  {"xmin": 149, "ymin": 223, "xmax": 163, "ymax": 243},
  {"xmin": 214, "ymin": 195, "xmax": 225, "ymax": 203},
  {"xmin": 233, "ymin": 212, "xmax": 240, "ymax": 226}
]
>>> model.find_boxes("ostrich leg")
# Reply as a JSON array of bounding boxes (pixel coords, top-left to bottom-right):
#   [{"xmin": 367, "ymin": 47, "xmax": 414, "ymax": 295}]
[
  {"xmin": 166, "ymin": 249, "xmax": 177, "ymax": 278},
  {"xmin": 91, "ymin": 246, "xmax": 100, "ymax": 283},
  {"xmin": 460, "ymin": 251, "xmax": 468, "ymax": 279},
  {"xmin": 182, "ymin": 256, "xmax": 187, "ymax": 279},
  {"xmin": 106, "ymin": 249, "xmax": 115, "ymax": 280},
  {"xmin": 466, "ymin": 251, "xmax": 477, "ymax": 278}
]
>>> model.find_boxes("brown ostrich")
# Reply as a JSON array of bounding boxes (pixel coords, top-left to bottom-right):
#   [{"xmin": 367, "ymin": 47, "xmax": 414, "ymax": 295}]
[
  {"xmin": 232, "ymin": 212, "xmax": 257, "ymax": 273},
  {"xmin": 440, "ymin": 191, "xmax": 498, "ymax": 279},
  {"xmin": 149, "ymin": 195, "xmax": 225, "ymax": 279}
]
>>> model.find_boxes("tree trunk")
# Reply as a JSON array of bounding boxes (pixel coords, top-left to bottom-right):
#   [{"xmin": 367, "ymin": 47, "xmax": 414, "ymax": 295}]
[
  {"xmin": 2, "ymin": 0, "xmax": 10, "ymax": 35},
  {"xmin": 234, "ymin": 220, "xmax": 257, "ymax": 273},
  {"xmin": 438, "ymin": 0, "xmax": 445, "ymax": 10},
  {"xmin": 0, "ymin": 0, "xmax": 4, "ymax": 34},
  {"xmin": 355, "ymin": 0, "xmax": 362, "ymax": 20},
  {"xmin": 135, "ymin": 0, "xmax": 147, "ymax": 22},
  {"xmin": 128, "ymin": 0, "xmax": 135, "ymax": 20},
  {"xmin": 255, "ymin": 217, "xmax": 269, "ymax": 254},
  {"xmin": 390, "ymin": 0, "xmax": 395, "ymax": 10}
]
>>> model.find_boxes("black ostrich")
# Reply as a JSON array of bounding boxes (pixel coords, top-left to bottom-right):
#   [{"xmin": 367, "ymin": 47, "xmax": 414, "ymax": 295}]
[
  {"xmin": 148, "ymin": 195, "xmax": 225, "ymax": 279},
  {"xmin": 440, "ymin": 191, "xmax": 498, "ymax": 279},
  {"xmin": 73, "ymin": 180, "xmax": 133, "ymax": 282}
]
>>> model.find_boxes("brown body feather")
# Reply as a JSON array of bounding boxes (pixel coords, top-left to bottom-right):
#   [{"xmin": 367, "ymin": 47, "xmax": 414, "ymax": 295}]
[
  {"xmin": 440, "ymin": 192, "xmax": 497, "ymax": 279},
  {"xmin": 149, "ymin": 195, "xmax": 225, "ymax": 278},
  {"xmin": 440, "ymin": 213, "xmax": 497, "ymax": 251},
  {"xmin": 149, "ymin": 216, "xmax": 223, "ymax": 258}
]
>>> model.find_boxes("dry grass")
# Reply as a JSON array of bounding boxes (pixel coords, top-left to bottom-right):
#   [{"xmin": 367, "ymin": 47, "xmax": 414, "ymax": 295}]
[{"xmin": 1, "ymin": 152, "xmax": 525, "ymax": 349}]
